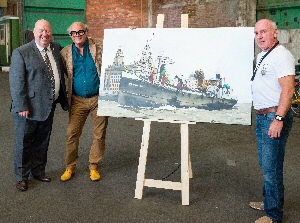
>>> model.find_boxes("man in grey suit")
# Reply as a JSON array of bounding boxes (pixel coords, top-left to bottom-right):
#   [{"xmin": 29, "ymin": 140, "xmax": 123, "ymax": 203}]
[{"xmin": 9, "ymin": 19, "xmax": 69, "ymax": 191}]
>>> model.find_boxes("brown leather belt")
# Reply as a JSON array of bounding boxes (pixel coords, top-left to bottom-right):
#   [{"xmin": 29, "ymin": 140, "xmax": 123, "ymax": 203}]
[{"xmin": 256, "ymin": 106, "xmax": 278, "ymax": 115}]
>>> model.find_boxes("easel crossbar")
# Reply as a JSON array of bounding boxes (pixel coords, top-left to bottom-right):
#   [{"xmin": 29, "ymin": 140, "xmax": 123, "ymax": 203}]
[{"xmin": 144, "ymin": 179, "xmax": 182, "ymax": 190}]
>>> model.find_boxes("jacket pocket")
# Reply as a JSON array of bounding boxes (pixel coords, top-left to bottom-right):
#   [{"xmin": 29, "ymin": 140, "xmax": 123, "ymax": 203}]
[{"xmin": 29, "ymin": 90, "xmax": 35, "ymax": 98}]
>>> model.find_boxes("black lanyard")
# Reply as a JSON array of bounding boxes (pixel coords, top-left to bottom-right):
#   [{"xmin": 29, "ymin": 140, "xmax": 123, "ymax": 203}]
[{"xmin": 251, "ymin": 41, "xmax": 280, "ymax": 81}]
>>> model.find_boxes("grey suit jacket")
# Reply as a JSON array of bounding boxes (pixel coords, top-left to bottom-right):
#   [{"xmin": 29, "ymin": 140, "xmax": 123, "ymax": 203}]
[{"xmin": 9, "ymin": 40, "xmax": 69, "ymax": 121}]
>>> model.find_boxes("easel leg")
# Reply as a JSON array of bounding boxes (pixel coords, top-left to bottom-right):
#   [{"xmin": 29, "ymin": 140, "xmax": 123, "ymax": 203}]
[
  {"xmin": 181, "ymin": 123, "xmax": 189, "ymax": 205},
  {"xmin": 189, "ymin": 149, "xmax": 193, "ymax": 179},
  {"xmin": 135, "ymin": 120, "xmax": 151, "ymax": 199}
]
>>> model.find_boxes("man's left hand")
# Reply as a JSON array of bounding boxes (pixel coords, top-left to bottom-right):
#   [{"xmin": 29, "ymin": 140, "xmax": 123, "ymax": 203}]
[{"xmin": 268, "ymin": 119, "xmax": 283, "ymax": 138}]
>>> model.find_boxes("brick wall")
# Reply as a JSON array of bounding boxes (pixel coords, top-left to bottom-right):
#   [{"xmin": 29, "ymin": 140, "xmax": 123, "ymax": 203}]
[
  {"xmin": 86, "ymin": 0, "xmax": 148, "ymax": 40},
  {"xmin": 152, "ymin": 0, "xmax": 256, "ymax": 28},
  {"xmin": 86, "ymin": 0, "xmax": 256, "ymax": 39},
  {"xmin": 85, "ymin": 0, "xmax": 297, "ymax": 61}
]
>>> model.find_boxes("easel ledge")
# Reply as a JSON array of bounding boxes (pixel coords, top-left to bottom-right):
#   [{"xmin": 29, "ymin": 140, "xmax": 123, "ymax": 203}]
[{"xmin": 135, "ymin": 118, "xmax": 196, "ymax": 124}]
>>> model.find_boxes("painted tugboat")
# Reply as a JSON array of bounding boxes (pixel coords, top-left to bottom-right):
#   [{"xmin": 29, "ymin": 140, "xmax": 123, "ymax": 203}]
[
  {"xmin": 118, "ymin": 73, "xmax": 237, "ymax": 110},
  {"xmin": 103, "ymin": 42, "xmax": 238, "ymax": 110}
]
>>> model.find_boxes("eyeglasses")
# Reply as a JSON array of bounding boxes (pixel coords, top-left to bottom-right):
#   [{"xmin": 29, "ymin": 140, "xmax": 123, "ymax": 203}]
[{"xmin": 69, "ymin": 30, "xmax": 86, "ymax": 36}]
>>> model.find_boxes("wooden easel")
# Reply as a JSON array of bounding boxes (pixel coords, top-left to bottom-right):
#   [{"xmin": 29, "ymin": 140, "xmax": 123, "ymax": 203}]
[{"xmin": 134, "ymin": 14, "xmax": 195, "ymax": 205}]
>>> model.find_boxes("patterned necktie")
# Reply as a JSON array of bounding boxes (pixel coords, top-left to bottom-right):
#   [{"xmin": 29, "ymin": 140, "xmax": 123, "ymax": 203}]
[{"xmin": 44, "ymin": 48, "xmax": 55, "ymax": 99}]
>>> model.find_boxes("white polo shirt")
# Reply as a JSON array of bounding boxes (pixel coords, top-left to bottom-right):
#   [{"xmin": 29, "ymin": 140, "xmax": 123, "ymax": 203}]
[{"xmin": 252, "ymin": 45, "xmax": 295, "ymax": 110}]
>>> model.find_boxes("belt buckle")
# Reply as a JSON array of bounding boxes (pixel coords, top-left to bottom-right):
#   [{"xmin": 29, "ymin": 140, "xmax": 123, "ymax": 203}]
[
  {"xmin": 257, "ymin": 106, "xmax": 277, "ymax": 115},
  {"xmin": 256, "ymin": 109, "xmax": 264, "ymax": 114},
  {"xmin": 256, "ymin": 108, "xmax": 268, "ymax": 115}
]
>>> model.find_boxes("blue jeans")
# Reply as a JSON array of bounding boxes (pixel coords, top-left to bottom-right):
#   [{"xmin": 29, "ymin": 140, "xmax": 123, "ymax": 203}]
[{"xmin": 256, "ymin": 110, "xmax": 293, "ymax": 222}]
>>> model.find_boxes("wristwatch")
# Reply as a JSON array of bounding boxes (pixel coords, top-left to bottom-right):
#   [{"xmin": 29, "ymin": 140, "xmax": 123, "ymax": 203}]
[{"xmin": 275, "ymin": 115, "xmax": 285, "ymax": 121}]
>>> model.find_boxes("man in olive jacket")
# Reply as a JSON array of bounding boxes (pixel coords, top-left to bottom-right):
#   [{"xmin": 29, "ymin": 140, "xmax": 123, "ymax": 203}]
[{"xmin": 60, "ymin": 22, "xmax": 108, "ymax": 182}]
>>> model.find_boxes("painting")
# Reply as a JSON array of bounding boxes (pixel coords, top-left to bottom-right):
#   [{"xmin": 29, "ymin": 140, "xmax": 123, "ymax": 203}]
[{"xmin": 97, "ymin": 28, "xmax": 254, "ymax": 125}]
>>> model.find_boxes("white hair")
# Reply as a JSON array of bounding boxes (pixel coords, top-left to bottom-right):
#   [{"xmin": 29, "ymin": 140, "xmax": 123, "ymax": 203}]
[{"xmin": 67, "ymin": 22, "xmax": 89, "ymax": 34}]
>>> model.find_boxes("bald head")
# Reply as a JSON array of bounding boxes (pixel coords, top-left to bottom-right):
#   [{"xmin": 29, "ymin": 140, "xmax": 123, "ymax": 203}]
[
  {"xmin": 254, "ymin": 19, "xmax": 278, "ymax": 51},
  {"xmin": 33, "ymin": 19, "xmax": 53, "ymax": 48}
]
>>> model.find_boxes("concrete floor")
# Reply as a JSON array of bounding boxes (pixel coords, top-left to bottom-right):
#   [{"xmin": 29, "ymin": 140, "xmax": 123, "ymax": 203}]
[{"xmin": 0, "ymin": 71, "xmax": 299, "ymax": 223}]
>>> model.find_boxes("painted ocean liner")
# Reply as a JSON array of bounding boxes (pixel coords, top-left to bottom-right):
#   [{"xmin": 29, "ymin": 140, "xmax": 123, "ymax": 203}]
[{"xmin": 103, "ymin": 42, "xmax": 238, "ymax": 110}]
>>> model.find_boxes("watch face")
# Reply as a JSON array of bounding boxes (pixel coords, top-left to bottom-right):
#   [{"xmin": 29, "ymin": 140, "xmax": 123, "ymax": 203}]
[{"xmin": 275, "ymin": 115, "xmax": 283, "ymax": 121}]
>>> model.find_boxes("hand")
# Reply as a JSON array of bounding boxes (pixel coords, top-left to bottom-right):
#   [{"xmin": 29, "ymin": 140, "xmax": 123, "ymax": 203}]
[
  {"xmin": 268, "ymin": 119, "xmax": 283, "ymax": 138},
  {"xmin": 19, "ymin": 110, "xmax": 30, "ymax": 118}
]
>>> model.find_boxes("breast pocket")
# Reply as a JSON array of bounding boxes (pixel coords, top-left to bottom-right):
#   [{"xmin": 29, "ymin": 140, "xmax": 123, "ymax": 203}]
[{"xmin": 28, "ymin": 91, "xmax": 35, "ymax": 98}]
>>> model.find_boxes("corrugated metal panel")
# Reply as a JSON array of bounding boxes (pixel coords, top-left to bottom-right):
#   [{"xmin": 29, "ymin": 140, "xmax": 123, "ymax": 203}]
[
  {"xmin": 25, "ymin": 0, "xmax": 84, "ymax": 10},
  {"xmin": 24, "ymin": 0, "xmax": 86, "ymax": 47},
  {"xmin": 0, "ymin": 16, "xmax": 20, "ymax": 66},
  {"xmin": 257, "ymin": 0, "xmax": 300, "ymax": 29}
]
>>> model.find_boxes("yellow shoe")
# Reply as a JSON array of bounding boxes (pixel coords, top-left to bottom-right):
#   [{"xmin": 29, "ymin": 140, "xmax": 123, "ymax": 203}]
[
  {"xmin": 61, "ymin": 168, "xmax": 73, "ymax": 181},
  {"xmin": 90, "ymin": 169, "xmax": 101, "ymax": 181}
]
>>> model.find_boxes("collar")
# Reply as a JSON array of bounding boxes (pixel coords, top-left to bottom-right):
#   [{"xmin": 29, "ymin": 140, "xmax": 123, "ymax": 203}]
[
  {"xmin": 72, "ymin": 39, "xmax": 89, "ymax": 49},
  {"xmin": 35, "ymin": 42, "xmax": 51, "ymax": 52}
]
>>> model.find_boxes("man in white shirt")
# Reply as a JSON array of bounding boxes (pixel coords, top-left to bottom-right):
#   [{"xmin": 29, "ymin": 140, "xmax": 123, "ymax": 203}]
[{"xmin": 250, "ymin": 18, "xmax": 295, "ymax": 223}]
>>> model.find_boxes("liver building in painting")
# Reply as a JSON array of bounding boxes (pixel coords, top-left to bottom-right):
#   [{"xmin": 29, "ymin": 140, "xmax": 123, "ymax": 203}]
[{"xmin": 103, "ymin": 48, "xmax": 125, "ymax": 94}]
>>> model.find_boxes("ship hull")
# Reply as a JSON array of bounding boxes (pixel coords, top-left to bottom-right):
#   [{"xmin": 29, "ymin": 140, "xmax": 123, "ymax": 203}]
[{"xmin": 118, "ymin": 77, "xmax": 237, "ymax": 110}]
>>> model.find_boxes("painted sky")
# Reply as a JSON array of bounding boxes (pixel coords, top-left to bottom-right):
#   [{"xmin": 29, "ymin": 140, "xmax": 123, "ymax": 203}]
[{"xmin": 101, "ymin": 27, "xmax": 254, "ymax": 103}]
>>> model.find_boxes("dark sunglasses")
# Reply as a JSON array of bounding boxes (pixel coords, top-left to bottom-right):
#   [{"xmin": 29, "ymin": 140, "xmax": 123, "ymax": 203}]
[{"xmin": 69, "ymin": 30, "xmax": 86, "ymax": 36}]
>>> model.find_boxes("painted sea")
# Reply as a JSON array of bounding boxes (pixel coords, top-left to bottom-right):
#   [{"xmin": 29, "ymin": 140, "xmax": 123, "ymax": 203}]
[{"xmin": 97, "ymin": 101, "xmax": 252, "ymax": 125}]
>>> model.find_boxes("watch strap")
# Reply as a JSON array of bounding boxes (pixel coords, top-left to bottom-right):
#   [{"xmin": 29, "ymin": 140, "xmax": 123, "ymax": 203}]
[{"xmin": 275, "ymin": 115, "xmax": 285, "ymax": 121}]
